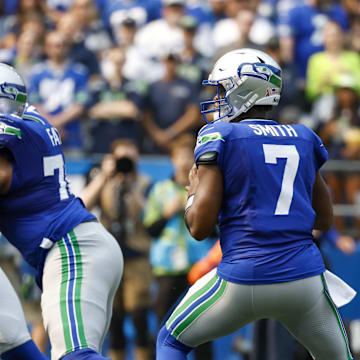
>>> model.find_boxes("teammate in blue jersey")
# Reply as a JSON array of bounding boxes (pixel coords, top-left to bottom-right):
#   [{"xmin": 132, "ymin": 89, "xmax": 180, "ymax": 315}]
[
  {"xmin": 0, "ymin": 63, "xmax": 123, "ymax": 360},
  {"xmin": 156, "ymin": 49, "xmax": 354, "ymax": 359}
]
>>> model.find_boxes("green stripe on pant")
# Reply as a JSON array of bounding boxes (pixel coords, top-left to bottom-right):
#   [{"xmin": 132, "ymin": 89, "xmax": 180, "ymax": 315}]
[
  {"xmin": 58, "ymin": 237, "xmax": 73, "ymax": 351},
  {"xmin": 321, "ymin": 274, "xmax": 353, "ymax": 360},
  {"xmin": 166, "ymin": 273, "xmax": 219, "ymax": 329},
  {"xmin": 172, "ymin": 279, "xmax": 228, "ymax": 339},
  {"xmin": 69, "ymin": 230, "xmax": 88, "ymax": 348}
]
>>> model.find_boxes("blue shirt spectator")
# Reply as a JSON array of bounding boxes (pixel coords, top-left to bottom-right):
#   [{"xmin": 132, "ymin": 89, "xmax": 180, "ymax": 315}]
[
  {"xmin": 28, "ymin": 31, "xmax": 90, "ymax": 151},
  {"xmin": 278, "ymin": 0, "xmax": 349, "ymax": 78},
  {"xmin": 105, "ymin": 0, "xmax": 162, "ymax": 31}
]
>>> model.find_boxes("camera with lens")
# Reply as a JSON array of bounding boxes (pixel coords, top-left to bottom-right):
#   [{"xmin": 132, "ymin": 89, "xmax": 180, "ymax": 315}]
[{"xmin": 115, "ymin": 157, "xmax": 135, "ymax": 174}]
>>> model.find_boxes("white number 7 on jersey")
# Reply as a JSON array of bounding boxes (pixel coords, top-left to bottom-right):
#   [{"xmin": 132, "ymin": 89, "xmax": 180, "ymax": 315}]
[
  {"xmin": 263, "ymin": 144, "xmax": 299, "ymax": 215},
  {"xmin": 43, "ymin": 154, "xmax": 70, "ymax": 200}
]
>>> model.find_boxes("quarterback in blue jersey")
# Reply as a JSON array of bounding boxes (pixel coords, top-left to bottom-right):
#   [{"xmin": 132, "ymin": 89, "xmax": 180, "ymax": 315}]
[
  {"xmin": 0, "ymin": 63, "xmax": 123, "ymax": 360},
  {"xmin": 156, "ymin": 49, "xmax": 354, "ymax": 359}
]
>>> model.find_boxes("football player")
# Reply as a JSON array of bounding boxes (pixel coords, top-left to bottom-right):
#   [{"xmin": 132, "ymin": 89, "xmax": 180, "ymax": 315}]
[
  {"xmin": 156, "ymin": 49, "xmax": 354, "ymax": 360},
  {"xmin": 0, "ymin": 63, "xmax": 123, "ymax": 359}
]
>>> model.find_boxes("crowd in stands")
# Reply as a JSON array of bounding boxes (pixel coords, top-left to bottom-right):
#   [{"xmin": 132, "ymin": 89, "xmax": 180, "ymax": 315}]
[{"xmin": 0, "ymin": 0, "xmax": 360, "ymax": 359}]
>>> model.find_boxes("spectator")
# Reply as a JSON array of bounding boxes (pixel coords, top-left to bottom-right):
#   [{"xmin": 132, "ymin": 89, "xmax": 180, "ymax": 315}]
[
  {"xmin": 111, "ymin": 17, "xmax": 163, "ymax": 83},
  {"xmin": 212, "ymin": 6, "xmax": 253, "ymax": 51},
  {"xmin": 142, "ymin": 52, "xmax": 201, "ymax": 153},
  {"xmin": 185, "ymin": 0, "xmax": 227, "ymax": 57},
  {"xmin": 214, "ymin": 9, "xmax": 261, "ymax": 58},
  {"xmin": 278, "ymin": 0, "xmax": 349, "ymax": 80},
  {"xmin": 349, "ymin": 16, "xmax": 360, "ymax": 52},
  {"xmin": 20, "ymin": 12, "xmax": 46, "ymax": 43},
  {"xmin": 44, "ymin": 0, "xmax": 74, "ymax": 24},
  {"xmin": 143, "ymin": 134, "xmax": 215, "ymax": 359},
  {"xmin": 88, "ymin": 47, "xmax": 146, "ymax": 153},
  {"xmin": 28, "ymin": 31, "xmax": 90, "ymax": 154},
  {"xmin": 187, "ymin": 0, "xmax": 227, "ymax": 26},
  {"xmin": 306, "ymin": 20, "xmax": 360, "ymax": 102},
  {"xmin": 176, "ymin": 15, "xmax": 211, "ymax": 96},
  {"xmin": 71, "ymin": 0, "xmax": 113, "ymax": 54},
  {"xmin": 317, "ymin": 75, "xmax": 360, "ymax": 233},
  {"xmin": 105, "ymin": 0, "xmax": 162, "ymax": 31},
  {"xmin": 134, "ymin": 0, "xmax": 186, "ymax": 60},
  {"xmin": 56, "ymin": 11, "xmax": 100, "ymax": 77},
  {"xmin": 0, "ymin": 2, "xmax": 17, "ymax": 51},
  {"xmin": 264, "ymin": 37, "xmax": 302, "ymax": 113},
  {"xmin": 0, "ymin": 0, "xmax": 45, "ymax": 63},
  {"xmin": 341, "ymin": 0, "xmax": 360, "ymax": 19},
  {"xmin": 82, "ymin": 139, "xmax": 153, "ymax": 360},
  {"xmin": 11, "ymin": 29, "xmax": 43, "ymax": 84}
]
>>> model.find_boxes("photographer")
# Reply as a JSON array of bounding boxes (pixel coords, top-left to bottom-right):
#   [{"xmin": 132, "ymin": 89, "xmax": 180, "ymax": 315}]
[{"xmin": 82, "ymin": 139, "xmax": 152, "ymax": 360}]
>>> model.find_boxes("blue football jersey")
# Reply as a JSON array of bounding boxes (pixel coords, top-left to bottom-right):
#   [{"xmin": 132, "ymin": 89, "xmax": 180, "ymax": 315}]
[
  {"xmin": 0, "ymin": 105, "xmax": 95, "ymax": 276},
  {"xmin": 194, "ymin": 119, "xmax": 328, "ymax": 284}
]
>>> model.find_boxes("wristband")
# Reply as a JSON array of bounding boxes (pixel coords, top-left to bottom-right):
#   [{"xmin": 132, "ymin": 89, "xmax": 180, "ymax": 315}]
[{"xmin": 185, "ymin": 194, "xmax": 195, "ymax": 212}]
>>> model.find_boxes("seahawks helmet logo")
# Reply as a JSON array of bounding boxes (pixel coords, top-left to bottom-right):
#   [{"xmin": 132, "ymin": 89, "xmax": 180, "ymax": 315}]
[
  {"xmin": 0, "ymin": 82, "xmax": 27, "ymax": 103},
  {"xmin": 238, "ymin": 63, "xmax": 282, "ymax": 88}
]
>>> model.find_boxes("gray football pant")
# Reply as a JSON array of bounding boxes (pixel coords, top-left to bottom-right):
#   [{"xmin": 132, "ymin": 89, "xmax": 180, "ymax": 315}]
[
  {"xmin": 0, "ymin": 266, "xmax": 31, "ymax": 354},
  {"xmin": 166, "ymin": 269, "xmax": 353, "ymax": 360},
  {"xmin": 41, "ymin": 222, "xmax": 123, "ymax": 359}
]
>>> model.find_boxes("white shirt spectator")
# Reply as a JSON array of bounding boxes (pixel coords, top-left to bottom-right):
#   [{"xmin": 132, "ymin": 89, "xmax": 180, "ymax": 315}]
[{"xmin": 135, "ymin": 19, "xmax": 184, "ymax": 59}]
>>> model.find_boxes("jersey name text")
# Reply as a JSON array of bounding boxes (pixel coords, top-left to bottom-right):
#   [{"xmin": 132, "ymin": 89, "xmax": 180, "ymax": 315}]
[
  {"xmin": 46, "ymin": 127, "xmax": 62, "ymax": 146},
  {"xmin": 248, "ymin": 124, "xmax": 298, "ymax": 137}
]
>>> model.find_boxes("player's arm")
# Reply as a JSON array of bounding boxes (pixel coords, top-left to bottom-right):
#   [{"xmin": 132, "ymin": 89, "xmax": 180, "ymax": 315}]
[
  {"xmin": 312, "ymin": 171, "xmax": 333, "ymax": 232},
  {"xmin": 185, "ymin": 163, "xmax": 223, "ymax": 240},
  {"xmin": 0, "ymin": 155, "xmax": 12, "ymax": 195}
]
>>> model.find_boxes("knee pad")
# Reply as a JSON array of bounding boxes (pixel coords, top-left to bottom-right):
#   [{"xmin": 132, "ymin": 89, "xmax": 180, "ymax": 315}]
[{"xmin": 61, "ymin": 349, "xmax": 110, "ymax": 360}]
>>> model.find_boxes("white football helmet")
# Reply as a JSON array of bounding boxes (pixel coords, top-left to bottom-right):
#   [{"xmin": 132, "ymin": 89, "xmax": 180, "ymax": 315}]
[
  {"xmin": 201, "ymin": 48, "xmax": 282, "ymax": 123},
  {"xmin": 0, "ymin": 63, "xmax": 27, "ymax": 118}
]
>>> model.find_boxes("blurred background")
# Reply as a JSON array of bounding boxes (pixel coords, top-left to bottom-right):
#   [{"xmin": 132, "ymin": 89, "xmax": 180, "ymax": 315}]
[{"xmin": 0, "ymin": 0, "xmax": 359, "ymax": 359}]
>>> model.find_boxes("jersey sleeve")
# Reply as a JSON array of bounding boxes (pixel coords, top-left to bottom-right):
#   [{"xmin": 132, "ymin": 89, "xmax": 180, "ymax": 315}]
[
  {"xmin": 0, "ymin": 117, "xmax": 25, "ymax": 191},
  {"xmin": 311, "ymin": 130, "xmax": 328, "ymax": 170},
  {"xmin": 0, "ymin": 118, "xmax": 23, "ymax": 150},
  {"xmin": 194, "ymin": 122, "xmax": 231, "ymax": 169}
]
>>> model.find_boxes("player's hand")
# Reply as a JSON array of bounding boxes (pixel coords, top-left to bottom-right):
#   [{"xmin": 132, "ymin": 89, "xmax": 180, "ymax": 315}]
[
  {"xmin": 336, "ymin": 235, "xmax": 356, "ymax": 255},
  {"xmin": 186, "ymin": 164, "xmax": 199, "ymax": 196}
]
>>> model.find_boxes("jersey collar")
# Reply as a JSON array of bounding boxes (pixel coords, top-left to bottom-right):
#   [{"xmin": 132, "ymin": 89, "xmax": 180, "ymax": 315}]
[{"xmin": 239, "ymin": 119, "xmax": 278, "ymax": 125}]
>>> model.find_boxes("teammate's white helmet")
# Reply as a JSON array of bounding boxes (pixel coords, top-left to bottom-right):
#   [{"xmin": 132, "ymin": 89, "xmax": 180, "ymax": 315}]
[
  {"xmin": 201, "ymin": 48, "xmax": 282, "ymax": 123},
  {"xmin": 0, "ymin": 63, "xmax": 27, "ymax": 118}
]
